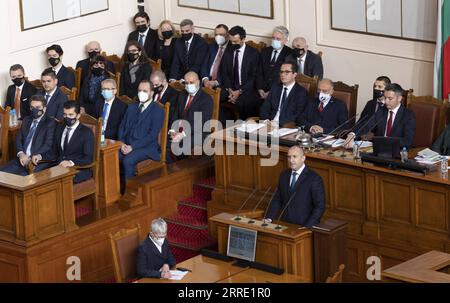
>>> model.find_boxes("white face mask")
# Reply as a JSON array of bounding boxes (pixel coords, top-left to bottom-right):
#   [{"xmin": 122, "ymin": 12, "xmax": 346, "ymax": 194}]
[
  {"xmin": 138, "ymin": 91, "xmax": 149, "ymax": 103},
  {"xmin": 215, "ymin": 35, "xmax": 226, "ymax": 46},
  {"xmin": 186, "ymin": 83, "xmax": 199, "ymax": 95},
  {"xmin": 319, "ymin": 92, "xmax": 331, "ymax": 103}
]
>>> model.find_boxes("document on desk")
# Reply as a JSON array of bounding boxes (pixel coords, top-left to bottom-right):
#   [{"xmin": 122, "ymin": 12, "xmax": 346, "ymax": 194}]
[
  {"xmin": 236, "ymin": 123, "xmax": 266, "ymax": 133},
  {"xmin": 269, "ymin": 128, "xmax": 298, "ymax": 137},
  {"xmin": 168, "ymin": 270, "xmax": 189, "ymax": 281}
]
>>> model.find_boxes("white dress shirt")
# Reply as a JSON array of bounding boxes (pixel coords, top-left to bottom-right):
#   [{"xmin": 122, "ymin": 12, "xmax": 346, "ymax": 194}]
[
  {"xmin": 53, "ymin": 64, "xmax": 62, "ymax": 75},
  {"xmin": 61, "ymin": 120, "xmax": 80, "ymax": 151},
  {"xmin": 290, "ymin": 164, "xmax": 306, "ymax": 187},
  {"xmin": 45, "ymin": 87, "xmax": 58, "ymax": 104},
  {"xmin": 274, "ymin": 81, "xmax": 296, "ymax": 122},
  {"xmin": 139, "ymin": 27, "xmax": 150, "ymax": 45},
  {"xmin": 149, "ymin": 235, "xmax": 163, "ymax": 254},
  {"xmin": 139, "ymin": 98, "xmax": 153, "ymax": 112},
  {"xmin": 384, "ymin": 104, "xmax": 401, "ymax": 136}
]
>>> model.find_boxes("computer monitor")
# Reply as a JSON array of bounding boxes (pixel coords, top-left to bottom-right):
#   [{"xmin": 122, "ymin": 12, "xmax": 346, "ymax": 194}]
[
  {"xmin": 373, "ymin": 136, "xmax": 401, "ymax": 159},
  {"xmin": 227, "ymin": 225, "xmax": 257, "ymax": 262}
]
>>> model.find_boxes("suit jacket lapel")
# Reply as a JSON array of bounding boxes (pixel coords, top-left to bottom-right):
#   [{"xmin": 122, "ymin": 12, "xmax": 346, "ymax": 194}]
[
  {"xmin": 391, "ymin": 106, "xmax": 404, "ymax": 134},
  {"xmin": 293, "ymin": 167, "xmax": 309, "ymax": 192}
]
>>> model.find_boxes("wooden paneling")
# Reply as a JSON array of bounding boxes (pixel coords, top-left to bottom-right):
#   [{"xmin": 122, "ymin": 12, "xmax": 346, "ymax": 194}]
[
  {"xmin": 380, "ymin": 178, "xmax": 413, "ymax": 225},
  {"xmin": 98, "ymin": 140, "xmax": 122, "ymax": 208},
  {"xmin": 334, "ymin": 168, "xmax": 364, "ymax": 214},
  {"xmin": 415, "ymin": 186, "xmax": 448, "ymax": 232},
  {"xmin": 226, "ymin": 155, "xmax": 255, "ymax": 190}
]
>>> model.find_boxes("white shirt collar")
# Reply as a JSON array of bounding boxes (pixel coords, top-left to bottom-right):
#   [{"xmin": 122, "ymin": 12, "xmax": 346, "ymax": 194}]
[
  {"xmin": 238, "ymin": 43, "xmax": 246, "ymax": 52},
  {"xmin": 283, "ymin": 81, "xmax": 296, "ymax": 92},
  {"xmin": 16, "ymin": 82, "xmax": 25, "ymax": 90},
  {"xmin": 187, "ymin": 34, "xmax": 194, "ymax": 45},
  {"xmin": 139, "ymin": 27, "xmax": 150, "ymax": 37},
  {"xmin": 139, "ymin": 99, "xmax": 153, "ymax": 111},
  {"xmin": 292, "ymin": 164, "xmax": 306, "ymax": 176},
  {"xmin": 105, "ymin": 97, "xmax": 115, "ymax": 105},
  {"xmin": 53, "ymin": 64, "xmax": 63, "ymax": 75},
  {"xmin": 46, "ymin": 87, "xmax": 58, "ymax": 98},
  {"xmin": 389, "ymin": 104, "xmax": 401, "ymax": 116},
  {"xmin": 149, "ymin": 235, "xmax": 163, "ymax": 253},
  {"xmin": 66, "ymin": 120, "xmax": 80, "ymax": 131}
]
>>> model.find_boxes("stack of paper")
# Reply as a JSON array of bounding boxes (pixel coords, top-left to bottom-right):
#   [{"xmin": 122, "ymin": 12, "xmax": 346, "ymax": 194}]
[
  {"xmin": 269, "ymin": 128, "xmax": 298, "ymax": 137},
  {"xmin": 168, "ymin": 270, "xmax": 189, "ymax": 281},
  {"xmin": 322, "ymin": 138, "xmax": 346, "ymax": 148},
  {"xmin": 236, "ymin": 123, "xmax": 266, "ymax": 133},
  {"xmin": 354, "ymin": 141, "xmax": 373, "ymax": 148},
  {"xmin": 415, "ymin": 148, "xmax": 443, "ymax": 165}
]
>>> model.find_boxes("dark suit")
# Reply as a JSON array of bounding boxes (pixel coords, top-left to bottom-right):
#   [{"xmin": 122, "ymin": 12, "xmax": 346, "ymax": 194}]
[
  {"xmin": 120, "ymin": 62, "xmax": 152, "ymax": 99},
  {"xmin": 170, "ymin": 34, "xmax": 208, "ymax": 80},
  {"xmin": 55, "ymin": 65, "xmax": 75, "ymax": 89},
  {"xmin": 37, "ymin": 88, "xmax": 68, "ymax": 120},
  {"xmin": 127, "ymin": 28, "xmax": 159, "ymax": 60},
  {"xmin": 118, "ymin": 101, "xmax": 165, "ymax": 179},
  {"xmin": 136, "ymin": 237, "xmax": 176, "ymax": 279},
  {"xmin": 286, "ymin": 50, "xmax": 324, "ymax": 79},
  {"xmin": 201, "ymin": 42, "xmax": 231, "ymax": 85},
  {"xmin": 266, "ymin": 167, "xmax": 326, "ymax": 227},
  {"xmin": 0, "ymin": 115, "xmax": 56, "ymax": 176},
  {"xmin": 154, "ymin": 85, "xmax": 179, "ymax": 122},
  {"xmin": 171, "ymin": 90, "xmax": 213, "ymax": 147},
  {"xmin": 256, "ymin": 46, "xmax": 292, "ymax": 92},
  {"xmin": 94, "ymin": 97, "xmax": 128, "ymax": 140},
  {"xmin": 78, "ymin": 75, "xmax": 107, "ymax": 116},
  {"xmin": 260, "ymin": 83, "xmax": 308, "ymax": 126},
  {"xmin": 355, "ymin": 105, "xmax": 416, "ymax": 149},
  {"xmin": 298, "ymin": 97, "xmax": 349, "ymax": 134},
  {"xmin": 5, "ymin": 81, "xmax": 37, "ymax": 119},
  {"xmin": 221, "ymin": 45, "xmax": 259, "ymax": 119},
  {"xmin": 358, "ymin": 99, "xmax": 385, "ymax": 124},
  {"xmin": 76, "ymin": 58, "xmax": 116, "ymax": 87},
  {"xmin": 42, "ymin": 123, "xmax": 95, "ymax": 184},
  {"xmin": 156, "ymin": 38, "xmax": 177, "ymax": 76}
]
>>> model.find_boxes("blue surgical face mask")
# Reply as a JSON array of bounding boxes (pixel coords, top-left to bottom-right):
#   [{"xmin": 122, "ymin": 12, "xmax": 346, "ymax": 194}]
[
  {"xmin": 101, "ymin": 89, "xmax": 114, "ymax": 100},
  {"xmin": 272, "ymin": 39, "xmax": 282, "ymax": 50},
  {"xmin": 186, "ymin": 83, "xmax": 198, "ymax": 95}
]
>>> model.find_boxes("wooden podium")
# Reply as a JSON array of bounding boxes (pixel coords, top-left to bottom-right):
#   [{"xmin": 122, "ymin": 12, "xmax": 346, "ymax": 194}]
[{"xmin": 209, "ymin": 212, "xmax": 314, "ymax": 282}]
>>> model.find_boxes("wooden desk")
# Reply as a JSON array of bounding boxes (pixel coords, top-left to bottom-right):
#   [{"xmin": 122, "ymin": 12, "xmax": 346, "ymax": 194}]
[
  {"xmin": 137, "ymin": 255, "xmax": 307, "ymax": 283},
  {"xmin": 98, "ymin": 140, "xmax": 122, "ymax": 207},
  {"xmin": 209, "ymin": 126, "xmax": 450, "ymax": 282},
  {"xmin": 382, "ymin": 251, "xmax": 450, "ymax": 283}
]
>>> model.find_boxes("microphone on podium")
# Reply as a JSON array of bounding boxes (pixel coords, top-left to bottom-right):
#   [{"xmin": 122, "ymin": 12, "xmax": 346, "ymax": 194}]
[
  {"xmin": 274, "ymin": 191, "xmax": 298, "ymax": 230},
  {"xmin": 248, "ymin": 187, "xmax": 271, "ymax": 224},
  {"xmin": 234, "ymin": 188, "xmax": 257, "ymax": 221}
]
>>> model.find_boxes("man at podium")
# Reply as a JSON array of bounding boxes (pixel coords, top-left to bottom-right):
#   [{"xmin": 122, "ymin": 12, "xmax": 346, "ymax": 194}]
[{"xmin": 265, "ymin": 146, "xmax": 325, "ymax": 227}]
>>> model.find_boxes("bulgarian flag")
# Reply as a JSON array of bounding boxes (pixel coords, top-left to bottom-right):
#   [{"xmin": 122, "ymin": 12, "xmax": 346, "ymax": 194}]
[{"xmin": 434, "ymin": 0, "xmax": 450, "ymax": 99}]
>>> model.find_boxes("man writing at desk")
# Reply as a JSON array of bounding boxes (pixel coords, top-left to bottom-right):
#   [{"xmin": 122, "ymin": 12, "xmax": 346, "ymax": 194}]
[{"xmin": 265, "ymin": 146, "xmax": 325, "ymax": 228}]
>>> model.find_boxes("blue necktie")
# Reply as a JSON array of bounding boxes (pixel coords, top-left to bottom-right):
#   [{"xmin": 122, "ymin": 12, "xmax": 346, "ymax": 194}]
[
  {"xmin": 45, "ymin": 94, "xmax": 50, "ymax": 104},
  {"xmin": 289, "ymin": 172, "xmax": 298, "ymax": 193},
  {"xmin": 102, "ymin": 102, "xmax": 110, "ymax": 121},
  {"xmin": 138, "ymin": 34, "xmax": 145, "ymax": 47},
  {"xmin": 24, "ymin": 120, "xmax": 38, "ymax": 155}
]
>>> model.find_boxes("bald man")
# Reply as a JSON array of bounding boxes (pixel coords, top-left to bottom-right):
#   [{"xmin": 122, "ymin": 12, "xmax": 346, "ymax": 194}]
[
  {"xmin": 285, "ymin": 37, "xmax": 323, "ymax": 79},
  {"xmin": 76, "ymin": 41, "xmax": 116, "ymax": 86},
  {"xmin": 265, "ymin": 146, "xmax": 325, "ymax": 227}
]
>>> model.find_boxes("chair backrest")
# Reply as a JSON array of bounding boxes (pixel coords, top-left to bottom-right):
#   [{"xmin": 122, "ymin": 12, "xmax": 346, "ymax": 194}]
[
  {"xmin": 202, "ymin": 87, "xmax": 221, "ymax": 132},
  {"xmin": 332, "ymin": 81, "xmax": 359, "ymax": 121},
  {"xmin": 296, "ymin": 74, "xmax": 319, "ymax": 100},
  {"xmin": 79, "ymin": 113, "xmax": 102, "ymax": 189},
  {"xmin": 60, "ymin": 85, "xmax": 78, "ymax": 100},
  {"xmin": 29, "ymin": 79, "xmax": 44, "ymax": 91},
  {"xmin": 402, "ymin": 89, "xmax": 414, "ymax": 106},
  {"xmin": 318, "ymin": 51, "xmax": 323, "ymax": 58},
  {"xmin": 406, "ymin": 94, "xmax": 448, "ymax": 148},
  {"xmin": 107, "ymin": 71, "xmax": 122, "ymax": 97},
  {"xmin": 118, "ymin": 95, "xmax": 136, "ymax": 105},
  {"xmin": 149, "ymin": 59, "xmax": 162, "ymax": 71},
  {"xmin": 155, "ymin": 102, "xmax": 170, "ymax": 163},
  {"xmin": 101, "ymin": 52, "xmax": 123, "ymax": 74},
  {"xmin": 202, "ymin": 33, "xmax": 215, "ymax": 44},
  {"xmin": 326, "ymin": 264, "xmax": 345, "ymax": 283},
  {"xmin": 0, "ymin": 106, "xmax": 10, "ymax": 166},
  {"xmin": 109, "ymin": 224, "xmax": 141, "ymax": 283},
  {"xmin": 246, "ymin": 40, "xmax": 267, "ymax": 53},
  {"xmin": 169, "ymin": 81, "xmax": 185, "ymax": 92},
  {"xmin": 66, "ymin": 66, "xmax": 82, "ymax": 98}
]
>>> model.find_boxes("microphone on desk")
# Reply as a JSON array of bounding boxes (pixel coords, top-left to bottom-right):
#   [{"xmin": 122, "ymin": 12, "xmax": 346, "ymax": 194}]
[
  {"xmin": 274, "ymin": 191, "xmax": 298, "ymax": 230},
  {"xmin": 248, "ymin": 187, "xmax": 271, "ymax": 224},
  {"xmin": 234, "ymin": 188, "xmax": 258, "ymax": 221},
  {"xmin": 324, "ymin": 113, "xmax": 361, "ymax": 137}
]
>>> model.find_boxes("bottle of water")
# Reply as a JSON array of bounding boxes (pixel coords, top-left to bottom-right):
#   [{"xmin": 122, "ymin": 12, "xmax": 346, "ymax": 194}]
[
  {"xmin": 9, "ymin": 109, "xmax": 15, "ymax": 127},
  {"xmin": 440, "ymin": 156, "xmax": 448, "ymax": 174},
  {"xmin": 400, "ymin": 147, "xmax": 408, "ymax": 163},
  {"xmin": 100, "ymin": 130, "xmax": 105, "ymax": 146},
  {"xmin": 352, "ymin": 143, "xmax": 360, "ymax": 159}
]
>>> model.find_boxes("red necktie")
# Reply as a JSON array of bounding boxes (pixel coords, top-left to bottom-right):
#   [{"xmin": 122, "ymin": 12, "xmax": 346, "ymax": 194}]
[
  {"xmin": 179, "ymin": 95, "xmax": 194, "ymax": 132},
  {"xmin": 318, "ymin": 102, "xmax": 324, "ymax": 113},
  {"xmin": 386, "ymin": 111, "xmax": 394, "ymax": 137}
]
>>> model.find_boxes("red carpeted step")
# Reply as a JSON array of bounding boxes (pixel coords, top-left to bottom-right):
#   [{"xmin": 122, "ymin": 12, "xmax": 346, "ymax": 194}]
[
  {"xmin": 177, "ymin": 204, "xmax": 207, "ymax": 222},
  {"xmin": 75, "ymin": 205, "xmax": 92, "ymax": 218},
  {"xmin": 178, "ymin": 197, "xmax": 208, "ymax": 209},
  {"xmin": 165, "ymin": 214, "xmax": 208, "ymax": 229},
  {"xmin": 168, "ymin": 234, "xmax": 216, "ymax": 251},
  {"xmin": 192, "ymin": 185, "xmax": 212, "ymax": 201},
  {"xmin": 167, "ymin": 222, "xmax": 210, "ymax": 243}
]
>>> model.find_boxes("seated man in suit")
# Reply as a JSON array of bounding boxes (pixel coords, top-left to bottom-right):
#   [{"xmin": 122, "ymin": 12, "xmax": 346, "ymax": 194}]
[
  {"xmin": 285, "ymin": 37, "xmax": 323, "ymax": 79},
  {"xmin": 260, "ymin": 62, "xmax": 308, "ymax": 127},
  {"xmin": 136, "ymin": 218, "xmax": 176, "ymax": 279},
  {"xmin": 150, "ymin": 70, "xmax": 179, "ymax": 120},
  {"xmin": 298, "ymin": 78, "xmax": 348, "ymax": 135},
  {"xmin": 345, "ymin": 83, "xmax": 416, "ymax": 150},
  {"xmin": 169, "ymin": 71, "xmax": 213, "ymax": 157},
  {"xmin": 201, "ymin": 24, "xmax": 230, "ymax": 89},
  {"xmin": 46, "ymin": 44, "xmax": 75, "ymax": 89},
  {"xmin": 5, "ymin": 64, "xmax": 37, "ymax": 119},
  {"xmin": 432, "ymin": 125, "xmax": 450, "ymax": 155},
  {"xmin": 264, "ymin": 146, "xmax": 325, "ymax": 227},
  {"xmin": 221, "ymin": 26, "xmax": 259, "ymax": 120},
  {"xmin": 169, "ymin": 19, "xmax": 208, "ymax": 81},
  {"xmin": 358, "ymin": 76, "xmax": 392, "ymax": 124},
  {"xmin": 118, "ymin": 80, "xmax": 165, "ymax": 182},
  {"xmin": 37, "ymin": 69, "xmax": 68, "ymax": 120},
  {"xmin": 127, "ymin": 11, "xmax": 158, "ymax": 60},
  {"xmin": 93, "ymin": 79, "xmax": 128, "ymax": 141},
  {"xmin": 40, "ymin": 102, "xmax": 95, "ymax": 184},
  {"xmin": 257, "ymin": 26, "xmax": 292, "ymax": 100},
  {"xmin": 0, "ymin": 95, "xmax": 56, "ymax": 176},
  {"xmin": 76, "ymin": 41, "xmax": 116, "ymax": 87}
]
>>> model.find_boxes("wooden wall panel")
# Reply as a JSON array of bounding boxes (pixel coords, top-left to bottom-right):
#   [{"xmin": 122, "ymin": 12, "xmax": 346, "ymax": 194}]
[
  {"xmin": 226, "ymin": 155, "xmax": 255, "ymax": 190},
  {"xmin": 415, "ymin": 186, "xmax": 448, "ymax": 233},
  {"xmin": 380, "ymin": 179, "xmax": 412, "ymax": 225},
  {"xmin": 334, "ymin": 168, "xmax": 364, "ymax": 215},
  {"xmin": 0, "ymin": 190, "xmax": 14, "ymax": 236}
]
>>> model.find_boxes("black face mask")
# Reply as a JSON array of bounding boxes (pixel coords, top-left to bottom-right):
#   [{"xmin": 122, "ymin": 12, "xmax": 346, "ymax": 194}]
[
  {"xmin": 229, "ymin": 43, "xmax": 241, "ymax": 52},
  {"xmin": 162, "ymin": 30, "xmax": 173, "ymax": 40},
  {"xmin": 373, "ymin": 89, "xmax": 384, "ymax": 100},
  {"xmin": 181, "ymin": 33, "xmax": 193, "ymax": 41},
  {"xmin": 48, "ymin": 57, "xmax": 60, "ymax": 67},
  {"xmin": 137, "ymin": 24, "xmax": 148, "ymax": 33},
  {"xmin": 127, "ymin": 52, "xmax": 139, "ymax": 62},
  {"xmin": 293, "ymin": 48, "xmax": 306, "ymax": 58},
  {"xmin": 64, "ymin": 117, "xmax": 77, "ymax": 127},
  {"xmin": 91, "ymin": 67, "xmax": 105, "ymax": 77},
  {"xmin": 12, "ymin": 77, "xmax": 24, "ymax": 87},
  {"xmin": 88, "ymin": 51, "xmax": 100, "ymax": 59},
  {"xmin": 154, "ymin": 85, "xmax": 163, "ymax": 94},
  {"xmin": 31, "ymin": 107, "xmax": 44, "ymax": 120}
]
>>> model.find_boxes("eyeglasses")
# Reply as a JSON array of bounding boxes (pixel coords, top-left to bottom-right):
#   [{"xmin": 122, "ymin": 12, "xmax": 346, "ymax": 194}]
[{"xmin": 280, "ymin": 70, "xmax": 293, "ymax": 75}]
